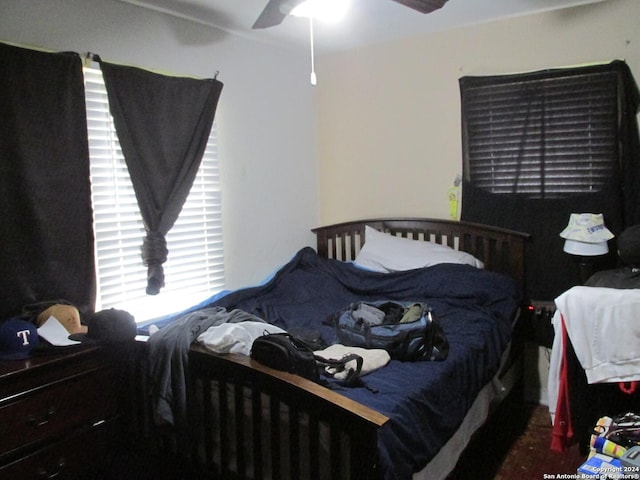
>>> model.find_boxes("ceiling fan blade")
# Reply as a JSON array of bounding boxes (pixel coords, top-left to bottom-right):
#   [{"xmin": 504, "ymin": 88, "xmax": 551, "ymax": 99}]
[
  {"xmin": 252, "ymin": 0, "xmax": 306, "ymax": 29},
  {"xmin": 390, "ymin": 0, "xmax": 449, "ymax": 14}
]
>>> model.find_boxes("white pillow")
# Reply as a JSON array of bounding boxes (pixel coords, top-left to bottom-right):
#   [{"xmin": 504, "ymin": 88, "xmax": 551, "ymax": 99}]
[{"xmin": 354, "ymin": 225, "xmax": 484, "ymax": 273}]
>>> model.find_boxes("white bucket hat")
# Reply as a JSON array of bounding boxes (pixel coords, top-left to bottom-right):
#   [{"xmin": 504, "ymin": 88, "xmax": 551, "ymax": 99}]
[{"xmin": 559, "ymin": 213, "xmax": 614, "ymax": 243}]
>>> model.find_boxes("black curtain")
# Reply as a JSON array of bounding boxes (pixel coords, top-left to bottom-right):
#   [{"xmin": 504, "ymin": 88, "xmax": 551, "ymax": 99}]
[
  {"xmin": 99, "ymin": 61, "xmax": 223, "ymax": 295},
  {"xmin": 460, "ymin": 61, "xmax": 640, "ymax": 301},
  {"xmin": 0, "ymin": 43, "xmax": 95, "ymax": 318}
]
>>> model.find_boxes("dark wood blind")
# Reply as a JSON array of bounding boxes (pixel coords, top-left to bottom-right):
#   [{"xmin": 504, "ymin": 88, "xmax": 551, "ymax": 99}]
[{"xmin": 461, "ymin": 70, "xmax": 618, "ymax": 198}]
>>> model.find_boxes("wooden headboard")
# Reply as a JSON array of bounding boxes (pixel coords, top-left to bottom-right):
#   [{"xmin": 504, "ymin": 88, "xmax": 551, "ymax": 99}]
[{"xmin": 312, "ymin": 218, "xmax": 530, "ymax": 285}]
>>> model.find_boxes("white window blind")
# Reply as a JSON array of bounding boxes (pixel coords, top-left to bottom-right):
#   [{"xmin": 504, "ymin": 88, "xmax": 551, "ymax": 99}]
[{"xmin": 83, "ymin": 67, "xmax": 224, "ymax": 322}]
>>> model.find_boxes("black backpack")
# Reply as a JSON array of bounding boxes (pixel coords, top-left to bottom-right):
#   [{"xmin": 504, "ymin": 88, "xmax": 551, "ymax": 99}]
[
  {"xmin": 250, "ymin": 332, "xmax": 320, "ymax": 381},
  {"xmin": 250, "ymin": 332, "xmax": 367, "ymax": 388}
]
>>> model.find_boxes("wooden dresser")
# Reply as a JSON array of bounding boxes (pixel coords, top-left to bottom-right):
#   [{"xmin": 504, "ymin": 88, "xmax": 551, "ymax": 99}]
[{"xmin": 0, "ymin": 345, "xmax": 128, "ymax": 479}]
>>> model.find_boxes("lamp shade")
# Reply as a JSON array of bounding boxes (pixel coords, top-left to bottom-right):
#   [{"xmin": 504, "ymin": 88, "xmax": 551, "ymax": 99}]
[{"xmin": 563, "ymin": 239, "xmax": 609, "ymax": 256}]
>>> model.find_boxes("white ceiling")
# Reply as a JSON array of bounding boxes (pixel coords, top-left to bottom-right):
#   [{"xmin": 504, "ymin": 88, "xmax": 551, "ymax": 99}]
[{"xmin": 116, "ymin": 0, "xmax": 608, "ymax": 54}]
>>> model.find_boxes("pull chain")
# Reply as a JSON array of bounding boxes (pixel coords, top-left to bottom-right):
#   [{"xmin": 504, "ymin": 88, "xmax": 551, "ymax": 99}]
[{"xmin": 309, "ymin": 16, "xmax": 317, "ymax": 86}]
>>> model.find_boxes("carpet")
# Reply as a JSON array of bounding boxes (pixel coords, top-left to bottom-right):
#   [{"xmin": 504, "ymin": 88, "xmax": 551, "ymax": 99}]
[{"xmin": 450, "ymin": 400, "xmax": 584, "ymax": 479}]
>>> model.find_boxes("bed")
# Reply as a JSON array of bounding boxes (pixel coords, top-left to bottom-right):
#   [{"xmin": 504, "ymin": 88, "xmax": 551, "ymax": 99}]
[{"xmin": 142, "ymin": 218, "xmax": 529, "ymax": 480}]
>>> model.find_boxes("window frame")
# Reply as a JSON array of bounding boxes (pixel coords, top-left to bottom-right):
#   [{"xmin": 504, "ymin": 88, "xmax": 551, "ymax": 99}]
[
  {"xmin": 83, "ymin": 66, "xmax": 224, "ymax": 322},
  {"xmin": 460, "ymin": 67, "xmax": 620, "ymax": 199}
]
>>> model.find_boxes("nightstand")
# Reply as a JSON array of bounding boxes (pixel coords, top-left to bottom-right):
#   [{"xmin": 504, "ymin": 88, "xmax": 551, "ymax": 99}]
[{"xmin": 0, "ymin": 345, "xmax": 128, "ymax": 479}]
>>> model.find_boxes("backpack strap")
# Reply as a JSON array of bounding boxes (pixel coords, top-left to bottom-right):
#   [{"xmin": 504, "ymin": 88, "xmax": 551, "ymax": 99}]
[
  {"xmin": 314, "ymin": 353, "xmax": 378, "ymax": 393},
  {"xmin": 314, "ymin": 353, "xmax": 363, "ymax": 383}
]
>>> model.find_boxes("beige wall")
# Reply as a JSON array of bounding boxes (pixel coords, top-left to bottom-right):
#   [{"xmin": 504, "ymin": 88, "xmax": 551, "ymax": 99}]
[{"xmin": 315, "ymin": 0, "xmax": 640, "ymax": 225}]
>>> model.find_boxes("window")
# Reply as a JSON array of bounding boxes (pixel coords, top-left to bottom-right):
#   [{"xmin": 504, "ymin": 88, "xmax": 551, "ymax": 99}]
[
  {"xmin": 461, "ymin": 69, "xmax": 618, "ymax": 198},
  {"xmin": 459, "ymin": 62, "xmax": 640, "ymax": 300},
  {"xmin": 84, "ymin": 67, "xmax": 224, "ymax": 322}
]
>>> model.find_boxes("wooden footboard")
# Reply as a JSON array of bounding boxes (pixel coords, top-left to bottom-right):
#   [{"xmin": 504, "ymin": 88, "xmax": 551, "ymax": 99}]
[{"xmin": 187, "ymin": 344, "xmax": 388, "ymax": 480}]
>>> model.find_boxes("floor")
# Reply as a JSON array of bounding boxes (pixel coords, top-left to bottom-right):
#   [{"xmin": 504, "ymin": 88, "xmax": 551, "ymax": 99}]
[{"xmin": 451, "ymin": 394, "xmax": 585, "ymax": 479}]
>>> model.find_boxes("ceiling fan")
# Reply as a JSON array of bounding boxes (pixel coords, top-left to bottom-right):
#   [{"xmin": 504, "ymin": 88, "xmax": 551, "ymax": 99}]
[{"xmin": 252, "ymin": 0, "xmax": 449, "ymax": 29}]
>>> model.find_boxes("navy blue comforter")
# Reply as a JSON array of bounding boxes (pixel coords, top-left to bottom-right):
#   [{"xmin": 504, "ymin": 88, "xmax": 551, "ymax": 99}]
[{"xmin": 168, "ymin": 247, "xmax": 522, "ymax": 479}]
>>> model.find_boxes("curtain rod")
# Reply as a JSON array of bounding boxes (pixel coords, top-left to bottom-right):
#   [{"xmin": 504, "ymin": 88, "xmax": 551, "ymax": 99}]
[{"xmin": 84, "ymin": 51, "xmax": 219, "ymax": 80}]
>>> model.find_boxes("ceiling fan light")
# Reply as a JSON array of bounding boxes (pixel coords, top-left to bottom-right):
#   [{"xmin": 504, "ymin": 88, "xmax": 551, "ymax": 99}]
[{"xmin": 290, "ymin": 0, "xmax": 350, "ymax": 23}]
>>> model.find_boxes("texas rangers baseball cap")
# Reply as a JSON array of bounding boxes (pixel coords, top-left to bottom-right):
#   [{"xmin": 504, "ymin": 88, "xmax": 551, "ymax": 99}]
[{"xmin": 0, "ymin": 317, "xmax": 40, "ymax": 360}]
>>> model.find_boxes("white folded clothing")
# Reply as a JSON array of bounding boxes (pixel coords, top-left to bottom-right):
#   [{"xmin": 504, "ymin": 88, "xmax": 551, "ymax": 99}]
[
  {"xmin": 197, "ymin": 321, "xmax": 285, "ymax": 356},
  {"xmin": 315, "ymin": 343, "xmax": 391, "ymax": 380}
]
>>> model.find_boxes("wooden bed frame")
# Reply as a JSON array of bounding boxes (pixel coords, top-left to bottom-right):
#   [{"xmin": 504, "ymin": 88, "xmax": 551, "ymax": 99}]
[
  {"xmin": 148, "ymin": 218, "xmax": 529, "ymax": 480},
  {"xmin": 313, "ymin": 218, "xmax": 527, "ymax": 283}
]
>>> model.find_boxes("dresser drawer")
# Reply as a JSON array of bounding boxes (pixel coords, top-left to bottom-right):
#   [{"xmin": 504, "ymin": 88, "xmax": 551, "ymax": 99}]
[
  {"xmin": 0, "ymin": 366, "xmax": 119, "ymax": 456},
  {"xmin": 0, "ymin": 416, "xmax": 118, "ymax": 480}
]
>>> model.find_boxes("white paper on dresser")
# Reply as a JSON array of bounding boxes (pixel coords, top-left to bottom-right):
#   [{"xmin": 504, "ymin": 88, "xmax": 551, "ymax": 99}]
[{"xmin": 37, "ymin": 316, "xmax": 81, "ymax": 346}]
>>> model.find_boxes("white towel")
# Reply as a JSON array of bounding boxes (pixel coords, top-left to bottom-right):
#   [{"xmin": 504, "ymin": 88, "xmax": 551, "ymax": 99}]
[
  {"xmin": 554, "ymin": 286, "xmax": 640, "ymax": 384},
  {"xmin": 197, "ymin": 321, "xmax": 285, "ymax": 356}
]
